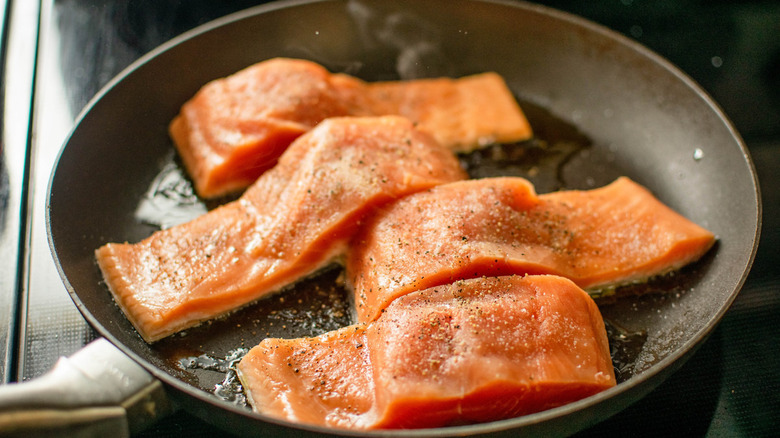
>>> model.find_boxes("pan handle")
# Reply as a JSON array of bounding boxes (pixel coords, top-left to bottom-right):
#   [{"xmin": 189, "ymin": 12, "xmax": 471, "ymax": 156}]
[{"xmin": 0, "ymin": 338, "xmax": 173, "ymax": 437}]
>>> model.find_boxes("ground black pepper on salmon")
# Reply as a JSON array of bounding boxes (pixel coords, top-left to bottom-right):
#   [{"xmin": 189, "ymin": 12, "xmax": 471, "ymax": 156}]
[
  {"xmin": 95, "ymin": 116, "xmax": 466, "ymax": 343},
  {"xmin": 170, "ymin": 58, "xmax": 531, "ymax": 198},
  {"xmin": 346, "ymin": 177, "xmax": 715, "ymax": 323},
  {"xmin": 237, "ymin": 275, "xmax": 616, "ymax": 429}
]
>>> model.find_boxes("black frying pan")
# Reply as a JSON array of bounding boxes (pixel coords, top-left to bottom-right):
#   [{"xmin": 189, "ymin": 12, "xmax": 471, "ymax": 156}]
[{"xmin": 36, "ymin": 0, "xmax": 760, "ymax": 436}]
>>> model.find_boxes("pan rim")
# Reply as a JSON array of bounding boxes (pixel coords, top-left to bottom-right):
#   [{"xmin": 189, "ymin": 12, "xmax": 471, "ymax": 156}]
[{"xmin": 44, "ymin": 0, "xmax": 762, "ymax": 436}]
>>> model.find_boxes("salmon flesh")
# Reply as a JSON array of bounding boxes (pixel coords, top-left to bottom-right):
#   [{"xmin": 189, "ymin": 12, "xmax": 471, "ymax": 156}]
[
  {"xmin": 347, "ymin": 177, "xmax": 716, "ymax": 323},
  {"xmin": 237, "ymin": 275, "xmax": 616, "ymax": 429},
  {"xmin": 96, "ymin": 116, "xmax": 466, "ymax": 342},
  {"xmin": 169, "ymin": 58, "xmax": 531, "ymax": 198}
]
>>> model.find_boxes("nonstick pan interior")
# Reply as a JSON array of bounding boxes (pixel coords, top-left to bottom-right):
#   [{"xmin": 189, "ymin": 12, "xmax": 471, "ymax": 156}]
[{"xmin": 46, "ymin": 0, "xmax": 760, "ymax": 436}]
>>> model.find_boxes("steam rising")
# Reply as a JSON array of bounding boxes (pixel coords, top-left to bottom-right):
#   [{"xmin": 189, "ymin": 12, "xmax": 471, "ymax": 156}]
[{"xmin": 346, "ymin": 0, "xmax": 454, "ymax": 79}]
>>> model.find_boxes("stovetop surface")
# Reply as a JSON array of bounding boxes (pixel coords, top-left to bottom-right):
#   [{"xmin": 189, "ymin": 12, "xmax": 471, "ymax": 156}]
[{"xmin": 1, "ymin": 0, "xmax": 778, "ymax": 436}]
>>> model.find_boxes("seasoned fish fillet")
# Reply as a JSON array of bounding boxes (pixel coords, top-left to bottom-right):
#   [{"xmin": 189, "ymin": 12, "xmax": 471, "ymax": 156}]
[
  {"xmin": 170, "ymin": 57, "xmax": 530, "ymax": 198},
  {"xmin": 96, "ymin": 116, "xmax": 466, "ymax": 342},
  {"xmin": 237, "ymin": 275, "xmax": 616, "ymax": 429},
  {"xmin": 347, "ymin": 177, "xmax": 716, "ymax": 323}
]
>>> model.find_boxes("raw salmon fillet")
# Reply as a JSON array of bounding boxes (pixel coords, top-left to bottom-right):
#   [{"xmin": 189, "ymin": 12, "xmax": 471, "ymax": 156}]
[
  {"xmin": 238, "ymin": 325, "xmax": 375, "ymax": 429},
  {"xmin": 365, "ymin": 72, "xmax": 532, "ymax": 152},
  {"xmin": 96, "ymin": 116, "xmax": 466, "ymax": 342},
  {"xmin": 348, "ymin": 177, "xmax": 716, "ymax": 323},
  {"xmin": 170, "ymin": 57, "xmax": 531, "ymax": 198},
  {"xmin": 237, "ymin": 275, "xmax": 616, "ymax": 429}
]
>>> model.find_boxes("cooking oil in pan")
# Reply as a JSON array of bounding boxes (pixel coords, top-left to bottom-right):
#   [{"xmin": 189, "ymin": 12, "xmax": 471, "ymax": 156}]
[
  {"xmin": 604, "ymin": 321, "xmax": 648, "ymax": 383},
  {"xmin": 178, "ymin": 348, "xmax": 249, "ymax": 405},
  {"xmin": 459, "ymin": 100, "xmax": 593, "ymax": 193},
  {"xmin": 134, "ymin": 158, "xmax": 206, "ymax": 229},
  {"xmin": 153, "ymin": 266, "xmax": 353, "ymax": 401}
]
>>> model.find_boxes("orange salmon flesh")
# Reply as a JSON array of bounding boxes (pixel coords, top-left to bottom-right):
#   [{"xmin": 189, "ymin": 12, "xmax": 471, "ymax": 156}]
[
  {"xmin": 96, "ymin": 60, "xmax": 718, "ymax": 430},
  {"xmin": 347, "ymin": 177, "xmax": 716, "ymax": 323},
  {"xmin": 237, "ymin": 275, "xmax": 616, "ymax": 429},
  {"xmin": 96, "ymin": 116, "xmax": 466, "ymax": 342},
  {"xmin": 169, "ymin": 58, "xmax": 531, "ymax": 198}
]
